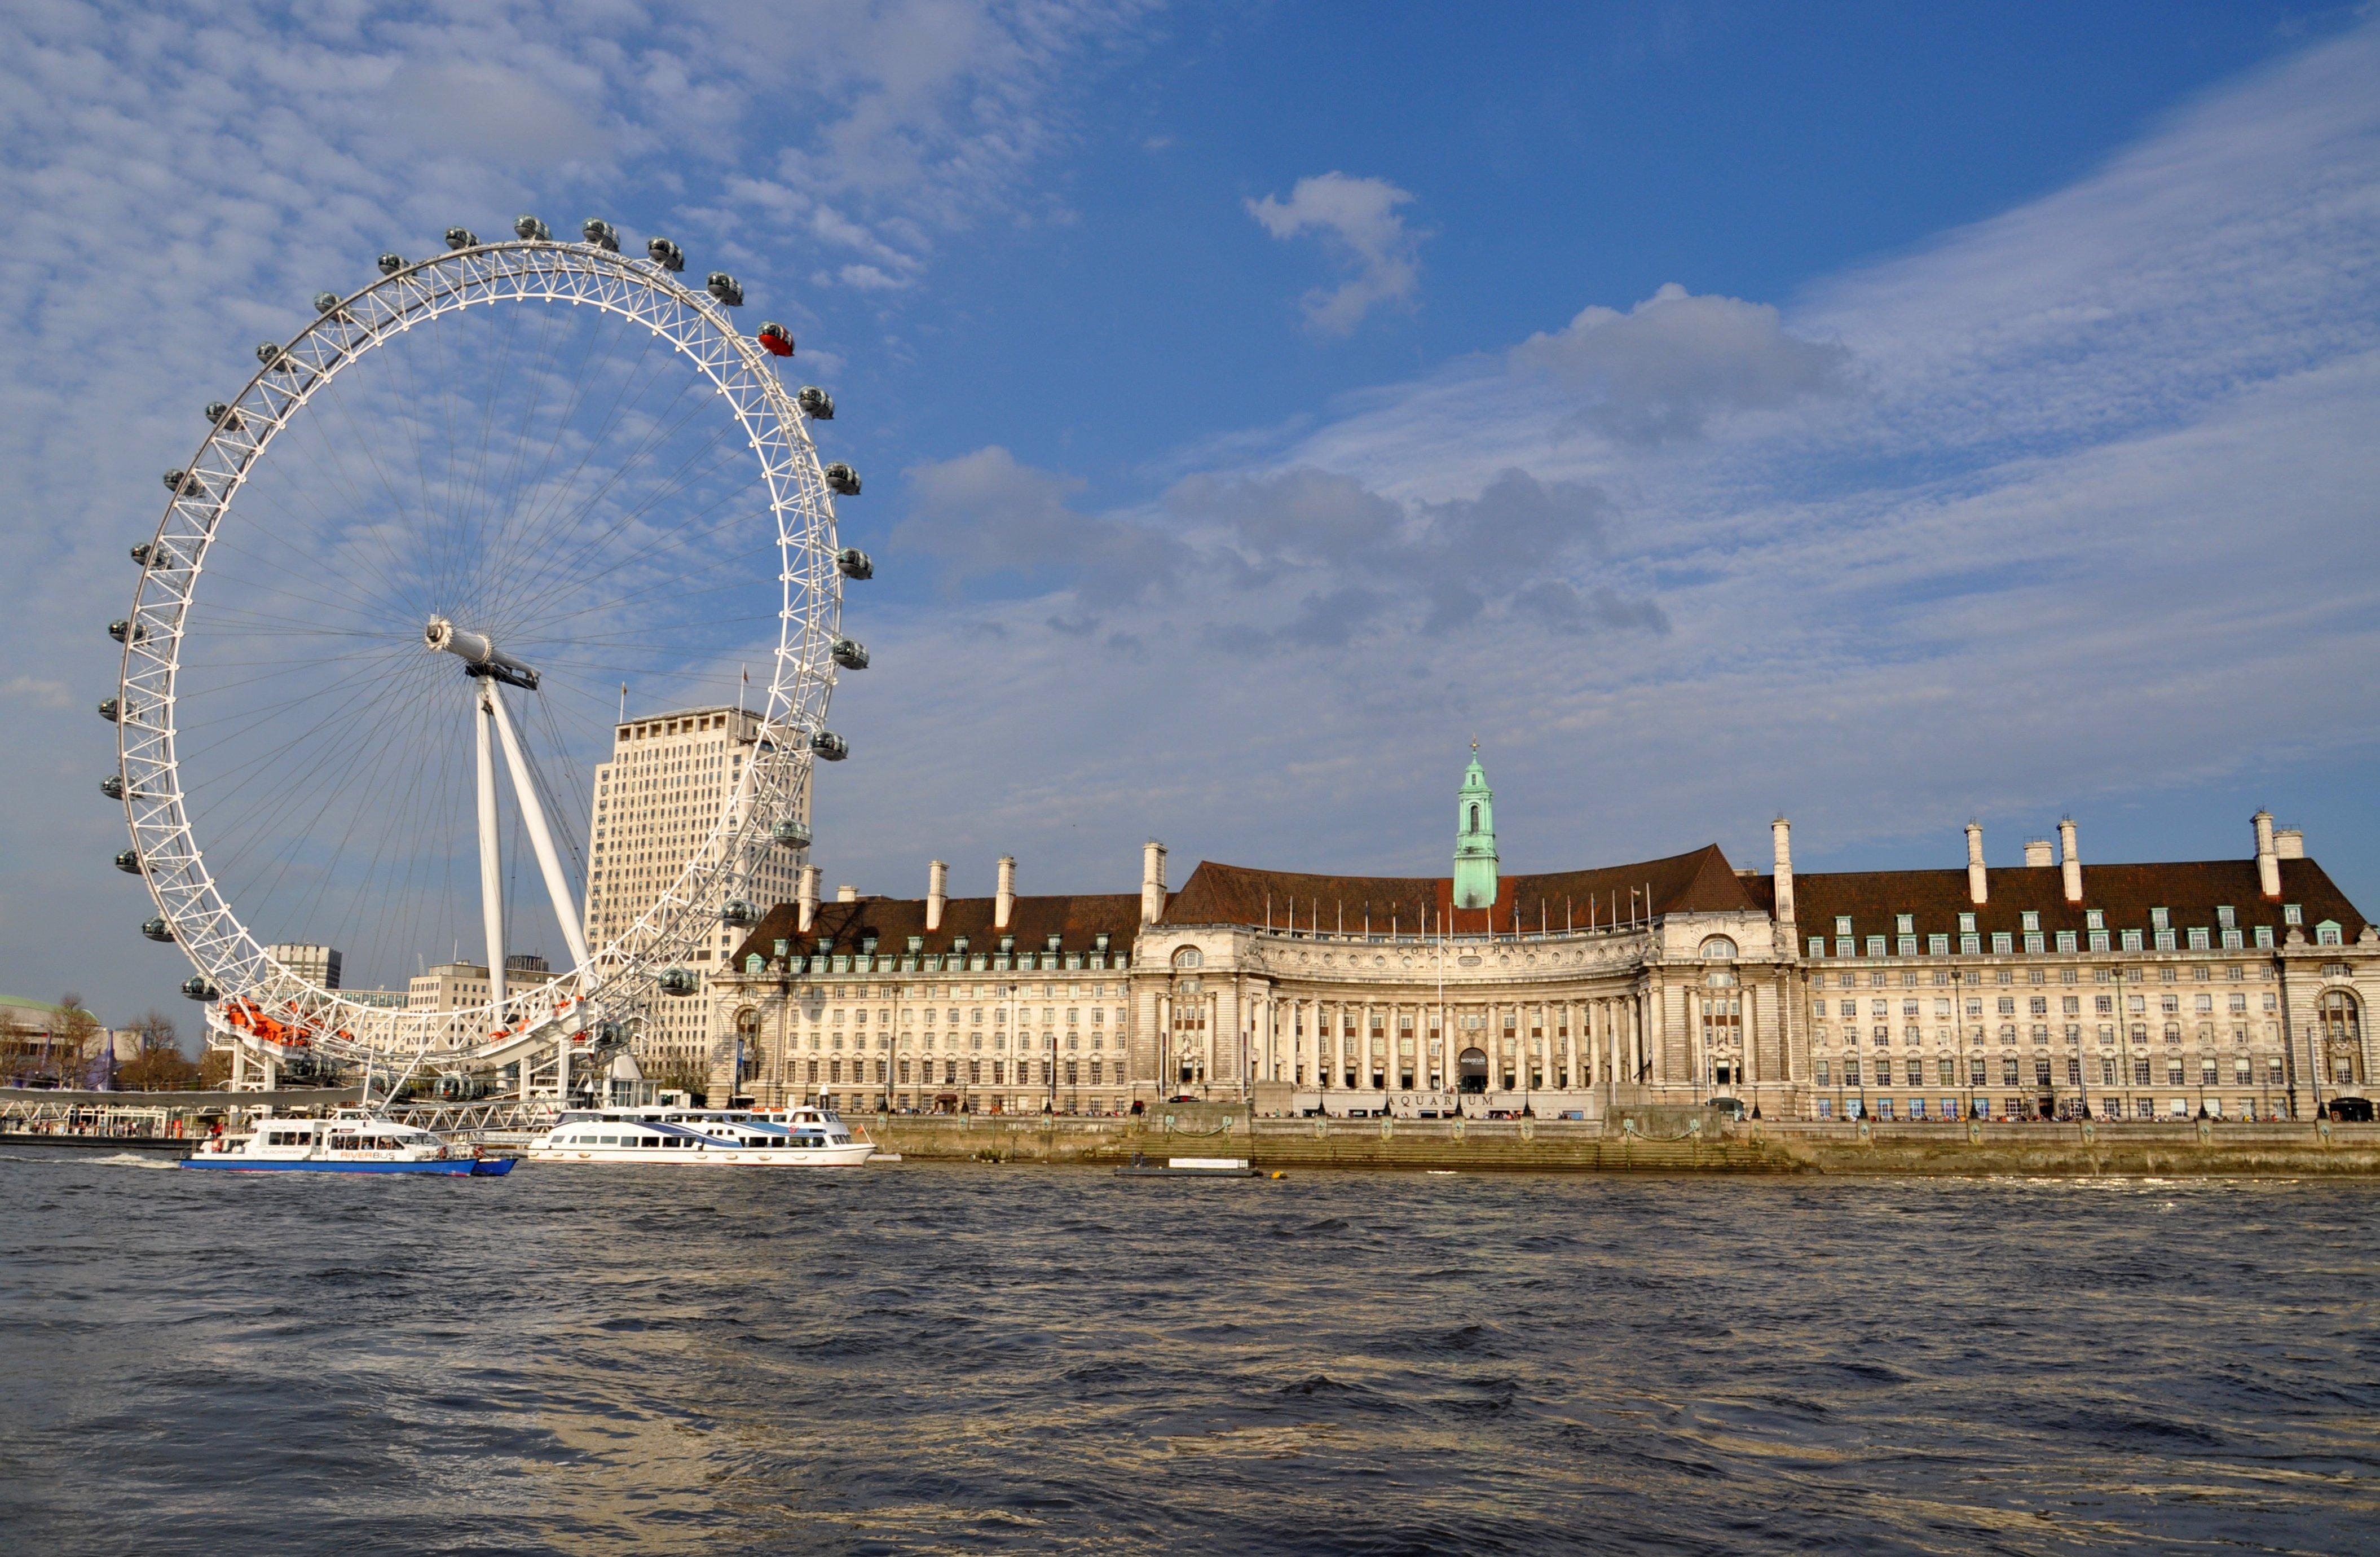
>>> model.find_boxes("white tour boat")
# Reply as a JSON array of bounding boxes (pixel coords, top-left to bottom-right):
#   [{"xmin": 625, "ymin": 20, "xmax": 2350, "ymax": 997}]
[
  {"xmin": 182, "ymin": 1112, "xmax": 513, "ymax": 1175},
  {"xmin": 522, "ymin": 1105, "xmax": 875, "ymax": 1167}
]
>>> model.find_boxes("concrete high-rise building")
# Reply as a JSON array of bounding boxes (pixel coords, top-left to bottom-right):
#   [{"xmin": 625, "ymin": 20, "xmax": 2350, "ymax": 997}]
[
  {"xmin": 583, "ymin": 705, "xmax": 801, "ymax": 1076},
  {"xmin": 265, "ymin": 943, "xmax": 342, "ymax": 990},
  {"xmin": 407, "ymin": 956, "xmax": 558, "ymax": 1045}
]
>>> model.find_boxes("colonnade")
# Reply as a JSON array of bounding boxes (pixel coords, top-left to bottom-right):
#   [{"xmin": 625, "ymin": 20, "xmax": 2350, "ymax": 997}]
[{"xmin": 1188, "ymin": 986, "xmax": 1660, "ymax": 1096}]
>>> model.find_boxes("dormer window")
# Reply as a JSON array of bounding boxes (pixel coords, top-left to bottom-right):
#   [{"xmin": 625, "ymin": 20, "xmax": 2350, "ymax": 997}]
[
  {"xmin": 1895, "ymin": 914, "xmax": 1914, "ymax": 935},
  {"xmin": 1959, "ymin": 913, "xmax": 1976, "ymax": 934},
  {"xmin": 2218, "ymin": 906, "xmax": 2236, "ymax": 930},
  {"xmin": 1835, "ymin": 916, "xmax": 1853, "ymax": 938},
  {"xmin": 2150, "ymin": 907, "xmax": 2169, "ymax": 931},
  {"xmin": 2284, "ymin": 904, "xmax": 2303, "ymax": 926},
  {"xmin": 2085, "ymin": 909, "xmax": 2104, "ymax": 931},
  {"xmin": 2021, "ymin": 911, "xmax": 2040, "ymax": 933}
]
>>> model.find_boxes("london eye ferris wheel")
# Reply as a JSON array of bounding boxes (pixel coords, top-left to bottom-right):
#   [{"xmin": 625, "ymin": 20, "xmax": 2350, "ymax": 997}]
[{"xmin": 103, "ymin": 215, "xmax": 869, "ymax": 1088}]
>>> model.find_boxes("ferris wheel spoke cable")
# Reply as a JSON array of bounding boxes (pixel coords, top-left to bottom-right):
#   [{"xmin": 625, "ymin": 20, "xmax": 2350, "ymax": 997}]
[
  {"xmin": 481, "ymin": 371, "xmax": 738, "ymax": 626},
  {"xmin": 180, "ymin": 671, "xmax": 449, "ymax": 895},
  {"xmin": 478, "ymin": 320, "xmax": 675, "ymax": 597},
  {"xmin": 311, "ymin": 369, "xmax": 448, "ymax": 603},
  {"xmin": 482, "ymin": 292, "xmax": 630, "ymax": 553},
  {"xmin": 288, "ymin": 376, "xmax": 435, "ymax": 613},
  {"xmin": 491, "ymin": 340, "xmax": 740, "ymax": 599},
  {"xmin": 539, "ymin": 554, "xmax": 783, "ymax": 628},
  {"xmin": 449, "ymin": 301, "xmax": 534, "ymax": 602},
  {"xmin": 184, "ymin": 496, "xmax": 433, "ymax": 630},
  {"xmin": 257, "ymin": 673, "xmax": 452, "ymax": 949},
  {"xmin": 169, "ymin": 640, "xmax": 421, "ymax": 747},
  {"xmin": 284, "ymin": 687, "xmax": 468, "ymax": 980},
  {"xmin": 471, "ymin": 306, "xmax": 588, "ymax": 602},
  {"xmin": 493, "ymin": 445, "xmax": 768, "ymax": 639},
  {"xmin": 511, "ymin": 526, "xmax": 775, "ymax": 641},
  {"xmin": 330, "ymin": 685, "xmax": 488, "ymax": 983},
  {"xmin": 200, "ymin": 653, "xmax": 448, "ymax": 899}
]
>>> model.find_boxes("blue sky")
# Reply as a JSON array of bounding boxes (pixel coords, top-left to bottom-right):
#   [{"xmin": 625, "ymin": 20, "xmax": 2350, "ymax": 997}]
[{"xmin": 4, "ymin": 2, "xmax": 2378, "ymax": 1023}]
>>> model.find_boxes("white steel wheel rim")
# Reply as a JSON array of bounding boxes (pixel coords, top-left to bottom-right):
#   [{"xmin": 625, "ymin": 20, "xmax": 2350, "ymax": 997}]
[{"xmin": 114, "ymin": 237, "xmax": 838, "ymax": 1070}]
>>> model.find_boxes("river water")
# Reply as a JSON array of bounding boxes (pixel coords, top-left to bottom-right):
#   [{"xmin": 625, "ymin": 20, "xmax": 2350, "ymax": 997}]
[{"xmin": 1, "ymin": 1153, "xmax": 2374, "ymax": 1554}]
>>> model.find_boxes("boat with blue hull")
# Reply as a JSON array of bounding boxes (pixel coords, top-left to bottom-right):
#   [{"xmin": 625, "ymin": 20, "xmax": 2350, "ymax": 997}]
[{"xmin": 180, "ymin": 1114, "xmax": 512, "ymax": 1175}]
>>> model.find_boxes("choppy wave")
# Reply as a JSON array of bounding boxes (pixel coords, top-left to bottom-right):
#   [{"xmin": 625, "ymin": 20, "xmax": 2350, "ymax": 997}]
[{"xmin": 0, "ymin": 1161, "xmax": 2374, "ymax": 1554}]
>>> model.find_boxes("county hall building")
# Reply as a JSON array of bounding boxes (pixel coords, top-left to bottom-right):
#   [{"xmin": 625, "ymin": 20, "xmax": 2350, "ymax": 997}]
[{"xmin": 703, "ymin": 756, "xmax": 2377, "ymax": 1125}]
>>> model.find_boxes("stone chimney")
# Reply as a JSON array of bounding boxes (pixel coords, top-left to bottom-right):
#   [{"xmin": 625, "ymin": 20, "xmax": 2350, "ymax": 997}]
[
  {"xmin": 1770, "ymin": 816, "xmax": 1794, "ymax": 925},
  {"xmin": 2024, "ymin": 838, "xmax": 2053, "ymax": 868},
  {"xmin": 836, "ymin": 883, "xmax": 857, "ymax": 903},
  {"xmin": 1965, "ymin": 821, "xmax": 1987, "ymax": 905},
  {"xmin": 2058, "ymin": 817, "xmax": 2082, "ymax": 904},
  {"xmin": 926, "ymin": 860, "xmax": 947, "ymax": 931},
  {"xmin": 1141, "ymin": 840, "xmax": 1167, "ymax": 926},
  {"xmin": 995, "ymin": 855, "xmax": 1016, "ymax": 930},
  {"xmin": 2275, "ymin": 828, "xmax": 2305, "ymax": 860},
  {"xmin": 797, "ymin": 864, "xmax": 820, "ymax": 933},
  {"xmin": 2254, "ymin": 810, "xmax": 2281, "ymax": 899}
]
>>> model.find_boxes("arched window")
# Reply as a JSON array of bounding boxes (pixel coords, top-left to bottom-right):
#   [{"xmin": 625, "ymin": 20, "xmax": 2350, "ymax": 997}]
[
  {"xmin": 2320, "ymin": 989, "xmax": 2363, "ymax": 1084},
  {"xmin": 1171, "ymin": 946, "xmax": 1203, "ymax": 970},
  {"xmin": 1469, "ymin": 803, "xmax": 1480, "ymax": 832},
  {"xmin": 1699, "ymin": 935, "xmax": 1738, "ymax": 960}
]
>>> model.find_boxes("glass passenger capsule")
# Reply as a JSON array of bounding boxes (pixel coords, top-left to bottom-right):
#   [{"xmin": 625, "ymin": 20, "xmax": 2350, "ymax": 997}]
[
  {"xmin": 823, "ymin": 463, "xmax": 861, "ymax": 496},
  {"xmin": 835, "ymin": 547, "xmax": 872, "ymax": 579},
  {"xmin": 797, "ymin": 385, "xmax": 834, "ymax": 419}
]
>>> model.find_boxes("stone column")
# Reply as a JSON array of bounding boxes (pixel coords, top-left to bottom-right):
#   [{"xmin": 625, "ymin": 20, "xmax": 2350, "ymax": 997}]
[{"xmin": 1153, "ymin": 989, "xmax": 1171, "ymax": 1097}]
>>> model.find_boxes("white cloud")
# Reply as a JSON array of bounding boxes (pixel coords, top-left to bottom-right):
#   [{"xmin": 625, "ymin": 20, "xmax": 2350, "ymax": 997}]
[
  {"xmin": 1246, "ymin": 171, "xmax": 1427, "ymax": 334},
  {"xmin": 1510, "ymin": 282, "xmax": 1853, "ymax": 443},
  {"xmin": 808, "ymin": 21, "xmax": 2380, "ymax": 908},
  {"xmin": 374, "ymin": 58, "xmax": 607, "ymax": 168}
]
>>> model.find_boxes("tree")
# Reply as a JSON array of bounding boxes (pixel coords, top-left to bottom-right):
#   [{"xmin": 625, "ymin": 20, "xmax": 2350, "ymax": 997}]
[
  {"xmin": 117, "ymin": 1047, "xmax": 202, "ymax": 1091},
  {"xmin": 54, "ymin": 995, "xmax": 107, "ymax": 1090},
  {"xmin": 0, "ymin": 1011, "xmax": 45, "ymax": 1087},
  {"xmin": 199, "ymin": 1047, "xmax": 232, "ymax": 1089},
  {"xmin": 130, "ymin": 1010, "xmax": 180, "ymax": 1054},
  {"xmin": 651, "ymin": 1056, "xmax": 712, "ymax": 1104}
]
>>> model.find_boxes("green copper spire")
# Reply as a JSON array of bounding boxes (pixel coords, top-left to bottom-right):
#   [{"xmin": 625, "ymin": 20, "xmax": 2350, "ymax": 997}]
[{"xmin": 1453, "ymin": 740, "xmax": 1499, "ymax": 910}]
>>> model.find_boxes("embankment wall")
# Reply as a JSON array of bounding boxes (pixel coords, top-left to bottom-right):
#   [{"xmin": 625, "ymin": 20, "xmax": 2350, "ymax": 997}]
[{"xmin": 864, "ymin": 1109, "xmax": 2380, "ymax": 1177}]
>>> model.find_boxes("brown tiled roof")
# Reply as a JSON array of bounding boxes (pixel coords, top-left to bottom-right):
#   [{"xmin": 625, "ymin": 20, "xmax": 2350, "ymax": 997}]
[
  {"xmin": 729, "ymin": 892, "xmax": 1145, "ymax": 967},
  {"xmin": 1778, "ymin": 856, "xmax": 2366, "ymax": 943},
  {"xmin": 1160, "ymin": 845, "xmax": 1760, "ymax": 935}
]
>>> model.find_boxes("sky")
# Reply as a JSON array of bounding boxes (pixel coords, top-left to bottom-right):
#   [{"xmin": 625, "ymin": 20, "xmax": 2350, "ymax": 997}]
[{"xmin": 4, "ymin": 1, "xmax": 2378, "ymax": 1025}]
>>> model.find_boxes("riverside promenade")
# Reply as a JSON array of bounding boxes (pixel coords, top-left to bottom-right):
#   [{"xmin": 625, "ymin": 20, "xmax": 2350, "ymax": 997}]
[{"xmin": 864, "ymin": 1103, "xmax": 2380, "ymax": 1177}]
